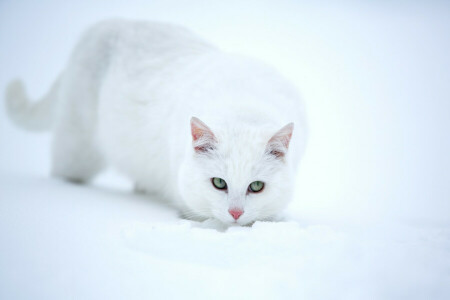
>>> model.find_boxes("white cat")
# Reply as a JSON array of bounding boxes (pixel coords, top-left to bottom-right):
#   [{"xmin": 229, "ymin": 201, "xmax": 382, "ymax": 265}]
[{"xmin": 5, "ymin": 20, "xmax": 307, "ymax": 225}]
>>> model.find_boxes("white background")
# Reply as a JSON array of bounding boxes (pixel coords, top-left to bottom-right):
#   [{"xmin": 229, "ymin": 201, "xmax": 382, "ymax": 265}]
[{"xmin": 1, "ymin": 1, "xmax": 449, "ymax": 299}]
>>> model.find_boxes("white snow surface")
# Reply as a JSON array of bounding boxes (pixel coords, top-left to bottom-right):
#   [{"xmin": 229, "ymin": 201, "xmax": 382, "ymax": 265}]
[
  {"xmin": 1, "ymin": 174, "xmax": 449, "ymax": 299},
  {"xmin": 1, "ymin": 1, "xmax": 450, "ymax": 299}
]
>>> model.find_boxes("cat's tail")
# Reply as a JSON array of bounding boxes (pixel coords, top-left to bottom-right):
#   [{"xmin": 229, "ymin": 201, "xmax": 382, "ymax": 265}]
[{"xmin": 4, "ymin": 77, "xmax": 60, "ymax": 132}]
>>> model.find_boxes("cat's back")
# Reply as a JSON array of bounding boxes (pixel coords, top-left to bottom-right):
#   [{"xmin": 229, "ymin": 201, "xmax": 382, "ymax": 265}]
[{"xmin": 74, "ymin": 19, "xmax": 215, "ymax": 69}]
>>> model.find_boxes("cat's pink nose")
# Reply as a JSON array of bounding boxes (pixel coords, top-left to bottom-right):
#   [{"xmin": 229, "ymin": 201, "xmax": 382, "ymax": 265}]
[{"xmin": 228, "ymin": 208, "xmax": 243, "ymax": 220}]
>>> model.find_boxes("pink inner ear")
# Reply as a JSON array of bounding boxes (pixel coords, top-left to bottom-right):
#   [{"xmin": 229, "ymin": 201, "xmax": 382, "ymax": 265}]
[
  {"xmin": 267, "ymin": 123, "xmax": 294, "ymax": 158},
  {"xmin": 190, "ymin": 117, "xmax": 217, "ymax": 153}
]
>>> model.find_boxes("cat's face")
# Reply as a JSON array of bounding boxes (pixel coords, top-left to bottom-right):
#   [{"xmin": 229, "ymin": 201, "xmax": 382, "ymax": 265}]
[{"xmin": 178, "ymin": 117, "xmax": 294, "ymax": 226}]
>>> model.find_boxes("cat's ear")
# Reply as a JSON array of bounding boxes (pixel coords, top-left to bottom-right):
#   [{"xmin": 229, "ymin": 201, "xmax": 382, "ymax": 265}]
[
  {"xmin": 190, "ymin": 117, "xmax": 217, "ymax": 153},
  {"xmin": 266, "ymin": 123, "xmax": 294, "ymax": 159}
]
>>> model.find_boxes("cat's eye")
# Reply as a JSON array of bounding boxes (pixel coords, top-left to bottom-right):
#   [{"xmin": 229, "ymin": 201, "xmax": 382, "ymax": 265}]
[
  {"xmin": 249, "ymin": 181, "xmax": 264, "ymax": 193},
  {"xmin": 212, "ymin": 177, "xmax": 227, "ymax": 190}
]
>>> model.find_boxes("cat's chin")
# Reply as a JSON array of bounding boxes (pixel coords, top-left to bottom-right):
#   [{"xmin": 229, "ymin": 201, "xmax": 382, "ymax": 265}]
[
  {"xmin": 216, "ymin": 217, "xmax": 259, "ymax": 227},
  {"xmin": 231, "ymin": 221, "xmax": 255, "ymax": 227},
  {"xmin": 200, "ymin": 218, "xmax": 256, "ymax": 230}
]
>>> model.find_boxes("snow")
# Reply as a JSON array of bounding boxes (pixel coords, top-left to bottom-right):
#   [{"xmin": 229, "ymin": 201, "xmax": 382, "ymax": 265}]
[
  {"xmin": 1, "ymin": 1, "xmax": 450, "ymax": 299},
  {"xmin": 1, "ymin": 173, "xmax": 449, "ymax": 299}
]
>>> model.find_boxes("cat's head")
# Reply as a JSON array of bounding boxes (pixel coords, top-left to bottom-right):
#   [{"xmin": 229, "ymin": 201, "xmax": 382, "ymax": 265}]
[{"xmin": 178, "ymin": 117, "xmax": 295, "ymax": 226}]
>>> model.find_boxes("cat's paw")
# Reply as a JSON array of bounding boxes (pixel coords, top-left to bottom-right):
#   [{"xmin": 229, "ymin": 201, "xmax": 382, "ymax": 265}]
[
  {"xmin": 5, "ymin": 79, "xmax": 27, "ymax": 112},
  {"xmin": 133, "ymin": 183, "xmax": 147, "ymax": 194}
]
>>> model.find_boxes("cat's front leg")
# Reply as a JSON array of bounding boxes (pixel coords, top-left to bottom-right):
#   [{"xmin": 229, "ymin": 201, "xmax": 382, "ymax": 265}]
[{"xmin": 133, "ymin": 183, "xmax": 147, "ymax": 194}]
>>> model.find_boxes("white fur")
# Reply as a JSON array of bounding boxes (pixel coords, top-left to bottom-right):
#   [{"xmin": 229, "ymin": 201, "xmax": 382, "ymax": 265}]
[{"xmin": 5, "ymin": 19, "xmax": 307, "ymax": 225}]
